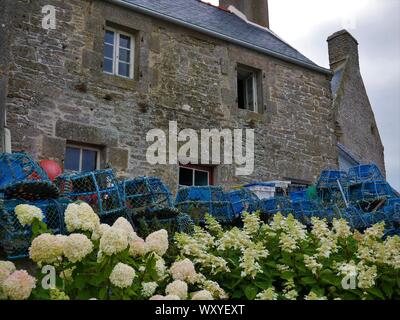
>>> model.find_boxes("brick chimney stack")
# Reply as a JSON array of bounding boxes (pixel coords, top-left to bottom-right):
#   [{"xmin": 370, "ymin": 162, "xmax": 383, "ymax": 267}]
[
  {"xmin": 220, "ymin": 0, "xmax": 270, "ymax": 28},
  {"xmin": 327, "ymin": 29, "xmax": 360, "ymax": 71}
]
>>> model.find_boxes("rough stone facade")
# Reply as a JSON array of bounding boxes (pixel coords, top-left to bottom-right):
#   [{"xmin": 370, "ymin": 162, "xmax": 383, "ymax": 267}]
[
  {"xmin": 2, "ymin": 0, "xmax": 338, "ymax": 193},
  {"xmin": 328, "ymin": 30, "xmax": 385, "ymax": 175}
]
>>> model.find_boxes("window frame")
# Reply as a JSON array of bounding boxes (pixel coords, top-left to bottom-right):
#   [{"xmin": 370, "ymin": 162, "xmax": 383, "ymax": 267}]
[
  {"xmin": 237, "ymin": 65, "xmax": 260, "ymax": 113},
  {"xmin": 64, "ymin": 144, "xmax": 101, "ymax": 172},
  {"xmin": 178, "ymin": 165, "xmax": 213, "ymax": 187},
  {"xmin": 103, "ymin": 27, "xmax": 135, "ymax": 79}
]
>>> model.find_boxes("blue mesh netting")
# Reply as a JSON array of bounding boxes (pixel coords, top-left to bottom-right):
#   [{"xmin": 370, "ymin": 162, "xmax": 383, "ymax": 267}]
[
  {"xmin": 348, "ymin": 180, "xmax": 394, "ymax": 203},
  {"xmin": 175, "ymin": 186, "xmax": 234, "ymax": 224},
  {"xmin": 0, "ymin": 152, "xmax": 59, "ymax": 200},
  {"xmin": 316, "ymin": 170, "xmax": 349, "ymax": 204},
  {"xmin": 348, "ymin": 164, "xmax": 384, "ymax": 184},
  {"xmin": 292, "ymin": 200, "xmax": 326, "ymax": 226},
  {"xmin": 0, "ymin": 198, "xmax": 71, "ymax": 260},
  {"xmin": 227, "ymin": 188, "xmax": 262, "ymax": 218},
  {"xmin": 289, "ymin": 190, "xmax": 308, "ymax": 203},
  {"xmin": 260, "ymin": 196, "xmax": 294, "ymax": 220},
  {"xmin": 54, "ymin": 169, "xmax": 125, "ymax": 217},
  {"xmin": 119, "ymin": 177, "xmax": 173, "ymax": 214}
]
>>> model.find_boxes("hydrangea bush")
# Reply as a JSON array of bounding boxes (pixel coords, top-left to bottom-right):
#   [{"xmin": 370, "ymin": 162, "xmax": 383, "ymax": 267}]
[{"xmin": 0, "ymin": 202, "xmax": 399, "ymax": 300}]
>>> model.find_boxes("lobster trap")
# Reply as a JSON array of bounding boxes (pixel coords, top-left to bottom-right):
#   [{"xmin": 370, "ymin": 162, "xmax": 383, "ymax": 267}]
[
  {"xmin": 289, "ymin": 190, "xmax": 308, "ymax": 203},
  {"xmin": 259, "ymin": 196, "xmax": 294, "ymax": 221},
  {"xmin": 0, "ymin": 152, "xmax": 59, "ymax": 200},
  {"xmin": 316, "ymin": 170, "xmax": 349, "ymax": 205},
  {"xmin": 119, "ymin": 177, "xmax": 173, "ymax": 215},
  {"xmin": 175, "ymin": 186, "xmax": 234, "ymax": 224},
  {"xmin": 227, "ymin": 188, "xmax": 261, "ymax": 218},
  {"xmin": 292, "ymin": 200, "xmax": 326, "ymax": 226},
  {"xmin": 348, "ymin": 164, "xmax": 384, "ymax": 184},
  {"xmin": 348, "ymin": 180, "xmax": 394, "ymax": 204},
  {"xmin": 54, "ymin": 169, "xmax": 125, "ymax": 217},
  {"xmin": 0, "ymin": 198, "xmax": 71, "ymax": 260}
]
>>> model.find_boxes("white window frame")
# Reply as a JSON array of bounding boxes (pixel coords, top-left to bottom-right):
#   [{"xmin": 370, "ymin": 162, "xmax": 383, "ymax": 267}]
[
  {"xmin": 103, "ymin": 27, "xmax": 134, "ymax": 79},
  {"xmin": 238, "ymin": 66, "xmax": 259, "ymax": 113},
  {"xmin": 65, "ymin": 144, "xmax": 101, "ymax": 172},
  {"xmin": 178, "ymin": 166, "xmax": 210, "ymax": 187}
]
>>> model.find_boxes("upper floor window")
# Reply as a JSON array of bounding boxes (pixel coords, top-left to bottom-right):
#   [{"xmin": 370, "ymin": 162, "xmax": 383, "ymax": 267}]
[
  {"xmin": 237, "ymin": 65, "xmax": 261, "ymax": 113},
  {"xmin": 103, "ymin": 28, "xmax": 134, "ymax": 79},
  {"xmin": 64, "ymin": 144, "xmax": 100, "ymax": 172},
  {"xmin": 179, "ymin": 165, "xmax": 214, "ymax": 186}
]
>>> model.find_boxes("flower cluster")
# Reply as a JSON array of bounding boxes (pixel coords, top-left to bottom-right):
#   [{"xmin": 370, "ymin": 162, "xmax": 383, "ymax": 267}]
[
  {"xmin": 109, "ymin": 263, "xmax": 136, "ymax": 288},
  {"xmin": 14, "ymin": 204, "xmax": 43, "ymax": 226},
  {"xmin": 64, "ymin": 202, "xmax": 100, "ymax": 233},
  {"xmin": 2, "ymin": 270, "xmax": 36, "ymax": 300}
]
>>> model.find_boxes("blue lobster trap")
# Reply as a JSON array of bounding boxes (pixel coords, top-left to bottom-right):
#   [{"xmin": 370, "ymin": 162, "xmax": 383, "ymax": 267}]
[
  {"xmin": 54, "ymin": 169, "xmax": 125, "ymax": 217},
  {"xmin": 289, "ymin": 190, "xmax": 308, "ymax": 203},
  {"xmin": 140, "ymin": 213, "xmax": 195, "ymax": 238},
  {"xmin": 260, "ymin": 196, "xmax": 294, "ymax": 221},
  {"xmin": 316, "ymin": 170, "xmax": 349, "ymax": 204},
  {"xmin": 0, "ymin": 152, "xmax": 59, "ymax": 200},
  {"xmin": 292, "ymin": 200, "xmax": 326, "ymax": 225},
  {"xmin": 0, "ymin": 198, "xmax": 71, "ymax": 260},
  {"xmin": 119, "ymin": 177, "xmax": 173, "ymax": 214},
  {"xmin": 175, "ymin": 186, "xmax": 234, "ymax": 224},
  {"xmin": 348, "ymin": 180, "xmax": 394, "ymax": 203},
  {"xmin": 348, "ymin": 164, "xmax": 384, "ymax": 184},
  {"xmin": 227, "ymin": 188, "xmax": 261, "ymax": 218}
]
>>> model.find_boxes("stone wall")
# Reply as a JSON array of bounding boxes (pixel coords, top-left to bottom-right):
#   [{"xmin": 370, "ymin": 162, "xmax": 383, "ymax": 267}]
[
  {"xmin": 4, "ymin": 0, "xmax": 337, "ymax": 193},
  {"xmin": 328, "ymin": 30, "xmax": 385, "ymax": 176}
]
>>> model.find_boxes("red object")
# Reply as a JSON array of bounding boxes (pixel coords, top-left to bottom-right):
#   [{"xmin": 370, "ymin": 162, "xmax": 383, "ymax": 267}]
[{"xmin": 40, "ymin": 160, "xmax": 62, "ymax": 181}]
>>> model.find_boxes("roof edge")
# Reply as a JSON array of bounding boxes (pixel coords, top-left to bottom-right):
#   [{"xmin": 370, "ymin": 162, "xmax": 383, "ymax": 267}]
[{"xmin": 106, "ymin": 0, "xmax": 332, "ymax": 75}]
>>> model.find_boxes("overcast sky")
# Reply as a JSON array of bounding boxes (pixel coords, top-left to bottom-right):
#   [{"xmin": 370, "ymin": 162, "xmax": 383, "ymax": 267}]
[{"xmin": 206, "ymin": 0, "xmax": 400, "ymax": 190}]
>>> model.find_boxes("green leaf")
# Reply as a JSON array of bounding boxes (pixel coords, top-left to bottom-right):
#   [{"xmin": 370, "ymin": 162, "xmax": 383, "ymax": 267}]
[
  {"xmin": 367, "ymin": 287, "xmax": 385, "ymax": 300},
  {"xmin": 300, "ymin": 277, "xmax": 317, "ymax": 285},
  {"xmin": 244, "ymin": 285, "xmax": 258, "ymax": 300}
]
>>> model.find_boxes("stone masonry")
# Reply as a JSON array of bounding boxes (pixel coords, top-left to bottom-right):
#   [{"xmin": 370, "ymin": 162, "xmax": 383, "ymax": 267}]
[{"xmin": 2, "ymin": 0, "xmax": 338, "ymax": 193}]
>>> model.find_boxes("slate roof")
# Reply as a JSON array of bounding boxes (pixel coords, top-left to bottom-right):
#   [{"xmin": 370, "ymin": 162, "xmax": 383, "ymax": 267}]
[{"xmin": 112, "ymin": 0, "xmax": 331, "ymax": 74}]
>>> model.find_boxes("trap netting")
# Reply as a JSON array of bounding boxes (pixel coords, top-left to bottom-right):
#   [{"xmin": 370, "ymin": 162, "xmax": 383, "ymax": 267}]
[
  {"xmin": 316, "ymin": 170, "xmax": 349, "ymax": 205},
  {"xmin": 260, "ymin": 196, "xmax": 294, "ymax": 220},
  {"xmin": 292, "ymin": 200, "xmax": 326, "ymax": 226},
  {"xmin": 175, "ymin": 186, "xmax": 234, "ymax": 224},
  {"xmin": 0, "ymin": 198, "xmax": 71, "ymax": 260},
  {"xmin": 0, "ymin": 152, "xmax": 59, "ymax": 200},
  {"xmin": 119, "ymin": 177, "xmax": 173, "ymax": 215},
  {"xmin": 227, "ymin": 188, "xmax": 262, "ymax": 219},
  {"xmin": 289, "ymin": 190, "xmax": 308, "ymax": 203},
  {"xmin": 348, "ymin": 180, "xmax": 394, "ymax": 203},
  {"xmin": 54, "ymin": 169, "xmax": 125, "ymax": 217},
  {"xmin": 348, "ymin": 164, "xmax": 384, "ymax": 184}
]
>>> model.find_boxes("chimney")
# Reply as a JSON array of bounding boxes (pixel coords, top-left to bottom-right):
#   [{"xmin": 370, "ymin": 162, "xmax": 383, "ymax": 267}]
[
  {"xmin": 220, "ymin": 0, "xmax": 270, "ymax": 29},
  {"xmin": 327, "ymin": 29, "xmax": 359, "ymax": 70}
]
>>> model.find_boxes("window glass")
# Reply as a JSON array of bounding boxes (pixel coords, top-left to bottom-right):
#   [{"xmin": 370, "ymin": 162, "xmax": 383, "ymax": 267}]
[
  {"xmin": 64, "ymin": 147, "xmax": 80, "ymax": 171},
  {"xmin": 103, "ymin": 59, "xmax": 113, "ymax": 73},
  {"xmin": 118, "ymin": 62, "xmax": 130, "ymax": 77},
  {"xmin": 82, "ymin": 149, "xmax": 97, "ymax": 172},
  {"xmin": 179, "ymin": 168, "xmax": 193, "ymax": 186},
  {"xmin": 104, "ymin": 44, "xmax": 114, "ymax": 59},
  {"xmin": 119, "ymin": 34, "xmax": 131, "ymax": 49},
  {"xmin": 104, "ymin": 30, "xmax": 115, "ymax": 44},
  {"xmin": 194, "ymin": 170, "xmax": 209, "ymax": 186},
  {"xmin": 119, "ymin": 48, "xmax": 130, "ymax": 63}
]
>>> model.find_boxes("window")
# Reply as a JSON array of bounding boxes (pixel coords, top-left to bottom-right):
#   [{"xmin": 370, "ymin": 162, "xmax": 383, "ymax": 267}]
[
  {"xmin": 103, "ymin": 28, "xmax": 134, "ymax": 78},
  {"xmin": 237, "ymin": 65, "xmax": 261, "ymax": 113},
  {"xmin": 64, "ymin": 145, "xmax": 100, "ymax": 172},
  {"xmin": 179, "ymin": 165, "xmax": 214, "ymax": 186}
]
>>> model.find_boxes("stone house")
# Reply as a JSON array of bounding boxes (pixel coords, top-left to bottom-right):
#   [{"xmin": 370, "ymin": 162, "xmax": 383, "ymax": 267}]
[{"xmin": 0, "ymin": 0, "xmax": 384, "ymax": 193}]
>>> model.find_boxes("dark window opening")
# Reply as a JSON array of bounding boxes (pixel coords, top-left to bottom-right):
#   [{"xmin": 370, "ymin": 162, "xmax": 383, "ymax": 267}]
[
  {"xmin": 179, "ymin": 165, "xmax": 214, "ymax": 186},
  {"xmin": 64, "ymin": 145, "xmax": 100, "ymax": 172},
  {"xmin": 237, "ymin": 65, "xmax": 261, "ymax": 113}
]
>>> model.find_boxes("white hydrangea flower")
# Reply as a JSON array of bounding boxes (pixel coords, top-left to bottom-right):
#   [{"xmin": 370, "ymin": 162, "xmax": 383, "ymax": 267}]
[
  {"xmin": 92, "ymin": 223, "xmax": 111, "ymax": 241},
  {"xmin": 357, "ymin": 263, "xmax": 377, "ymax": 289},
  {"xmin": 217, "ymin": 227, "xmax": 252, "ymax": 251},
  {"xmin": 202, "ymin": 280, "xmax": 228, "ymax": 299},
  {"xmin": 336, "ymin": 261, "xmax": 358, "ymax": 278},
  {"xmin": 113, "ymin": 217, "xmax": 138, "ymax": 242},
  {"xmin": 2, "ymin": 270, "xmax": 36, "ymax": 300},
  {"xmin": 109, "ymin": 263, "xmax": 135, "ymax": 289},
  {"xmin": 29, "ymin": 233, "xmax": 64, "ymax": 265},
  {"xmin": 279, "ymin": 233, "xmax": 298, "ymax": 253},
  {"xmin": 141, "ymin": 282, "xmax": 158, "ymax": 298},
  {"xmin": 191, "ymin": 290, "xmax": 214, "ymax": 300},
  {"xmin": 332, "ymin": 219, "xmax": 352, "ymax": 239},
  {"xmin": 129, "ymin": 237, "xmax": 148, "ymax": 257},
  {"xmin": 64, "ymin": 202, "xmax": 100, "ymax": 233},
  {"xmin": 165, "ymin": 280, "xmax": 188, "ymax": 300},
  {"xmin": 311, "ymin": 217, "xmax": 331, "ymax": 239},
  {"xmin": 303, "ymin": 254, "xmax": 323, "ymax": 275},
  {"xmin": 145, "ymin": 229, "xmax": 169, "ymax": 256},
  {"xmin": 155, "ymin": 255, "xmax": 167, "ymax": 279},
  {"xmin": 99, "ymin": 226, "xmax": 129, "ymax": 256},
  {"xmin": 364, "ymin": 222, "xmax": 385, "ymax": 240},
  {"xmin": 242, "ymin": 212, "xmax": 261, "ymax": 236},
  {"xmin": 170, "ymin": 259, "xmax": 198, "ymax": 284},
  {"xmin": 256, "ymin": 287, "xmax": 278, "ymax": 300},
  {"xmin": 63, "ymin": 234, "xmax": 93, "ymax": 263},
  {"xmin": 0, "ymin": 261, "xmax": 16, "ymax": 286},
  {"xmin": 305, "ymin": 291, "xmax": 327, "ymax": 300},
  {"xmin": 14, "ymin": 204, "xmax": 43, "ymax": 226},
  {"xmin": 239, "ymin": 242, "xmax": 269, "ymax": 279}
]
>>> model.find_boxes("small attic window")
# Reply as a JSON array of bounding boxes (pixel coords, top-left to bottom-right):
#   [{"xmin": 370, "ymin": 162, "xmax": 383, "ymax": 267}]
[{"xmin": 237, "ymin": 64, "xmax": 261, "ymax": 113}]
